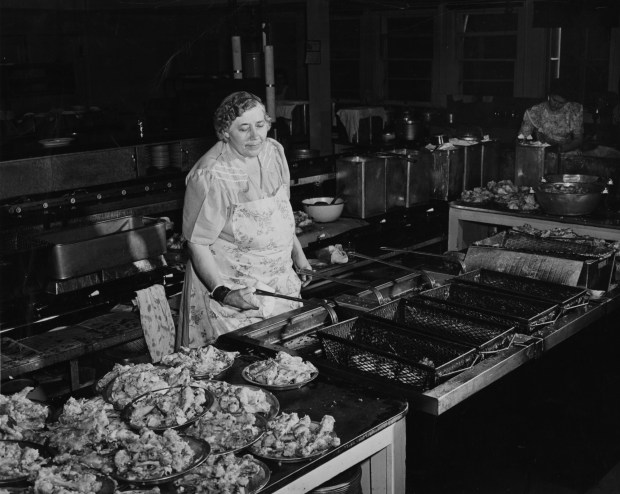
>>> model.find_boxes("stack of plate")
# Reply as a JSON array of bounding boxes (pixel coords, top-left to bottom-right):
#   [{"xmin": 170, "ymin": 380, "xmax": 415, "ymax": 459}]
[
  {"xmin": 150, "ymin": 144, "xmax": 170, "ymax": 170},
  {"xmin": 310, "ymin": 465, "xmax": 362, "ymax": 493},
  {"xmin": 169, "ymin": 142, "xmax": 183, "ymax": 169}
]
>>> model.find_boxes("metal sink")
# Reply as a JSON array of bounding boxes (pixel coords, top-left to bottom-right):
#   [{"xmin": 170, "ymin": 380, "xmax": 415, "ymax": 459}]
[{"xmin": 35, "ymin": 216, "xmax": 167, "ymax": 280}]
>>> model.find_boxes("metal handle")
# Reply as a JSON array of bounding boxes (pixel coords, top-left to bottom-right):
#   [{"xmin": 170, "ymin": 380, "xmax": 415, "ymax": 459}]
[
  {"xmin": 347, "ymin": 251, "xmax": 424, "ymax": 275},
  {"xmin": 254, "ymin": 289, "xmax": 338, "ymax": 325},
  {"xmin": 379, "ymin": 246, "xmax": 466, "ymax": 272},
  {"xmin": 296, "ymin": 268, "xmax": 386, "ymax": 305}
]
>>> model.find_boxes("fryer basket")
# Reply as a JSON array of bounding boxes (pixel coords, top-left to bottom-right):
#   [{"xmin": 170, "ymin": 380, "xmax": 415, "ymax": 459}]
[
  {"xmin": 364, "ymin": 298, "xmax": 515, "ymax": 352},
  {"xmin": 452, "ymin": 269, "xmax": 588, "ymax": 313},
  {"xmin": 418, "ymin": 283, "xmax": 560, "ymax": 333},
  {"xmin": 317, "ymin": 317, "xmax": 477, "ymax": 391}
]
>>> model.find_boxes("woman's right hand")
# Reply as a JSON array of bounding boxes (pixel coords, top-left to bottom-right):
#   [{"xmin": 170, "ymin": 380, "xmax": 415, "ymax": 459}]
[{"xmin": 222, "ymin": 286, "xmax": 259, "ymax": 310}]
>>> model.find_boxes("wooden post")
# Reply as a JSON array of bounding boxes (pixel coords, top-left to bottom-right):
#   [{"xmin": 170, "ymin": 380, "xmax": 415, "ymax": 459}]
[
  {"xmin": 306, "ymin": 0, "xmax": 332, "ymax": 155},
  {"xmin": 232, "ymin": 36, "xmax": 242, "ymax": 79},
  {"xmin": 264, "ymin": 45, "xmax": 276, "ymax": 120}
]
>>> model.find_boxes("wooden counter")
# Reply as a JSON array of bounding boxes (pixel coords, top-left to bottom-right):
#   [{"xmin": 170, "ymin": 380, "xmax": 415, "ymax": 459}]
[{"xmin": 448, "ymin": 201, "xmax": 620, "ymax": 251}]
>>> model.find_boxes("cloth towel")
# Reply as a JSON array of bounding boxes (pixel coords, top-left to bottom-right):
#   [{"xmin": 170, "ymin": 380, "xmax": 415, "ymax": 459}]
[
  {"xmin": 135, "ymin": 284, "xmax": 175, "ymax": 363},
  {"xmin": 337, "ymin": 107, "xmax": 387, "ymax": 142}
]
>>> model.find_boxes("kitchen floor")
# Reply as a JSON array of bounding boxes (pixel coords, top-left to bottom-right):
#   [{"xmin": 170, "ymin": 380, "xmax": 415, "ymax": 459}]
[{"xmin": 405, "ymin": 309, "xmax": 620, "ymax": 494}]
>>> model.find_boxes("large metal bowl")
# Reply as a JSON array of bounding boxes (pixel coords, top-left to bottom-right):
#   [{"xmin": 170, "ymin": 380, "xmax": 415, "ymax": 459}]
[
  {"xmin": 543, "ymin": 174, "xmax": 603, "ymax": 184},
  {"xmin": 534, "ymin": 182, "xmax": 605, "ymax": 216}
]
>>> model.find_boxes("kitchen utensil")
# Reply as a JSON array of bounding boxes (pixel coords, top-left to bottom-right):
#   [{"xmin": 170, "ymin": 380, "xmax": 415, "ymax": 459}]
[
  {"xmin": 346, "ymin": 251, "xmax": 426, "ymax": 275},
  {"xmin": 302, "ymin": 197, "xmax": 345, "ymax": 222},
  {"xmin": 296, "ymin": 268, "xmax": 386, "ymax": 304},
  {"xmin": 379, "ymin": 247, "xmax": 465, "ymax": 273},
  {"xmin": 254, "ymin": 289, "xmax": 338, "ymax": 325},
  {"xmin": 534, "ymin": 181, "xmax": 605, "ymax": 216}
]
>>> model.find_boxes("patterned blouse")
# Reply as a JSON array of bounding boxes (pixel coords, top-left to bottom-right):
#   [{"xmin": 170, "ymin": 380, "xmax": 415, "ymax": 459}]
[
  {"xmin": 519, "ymin": 101, "xmax": 583, "ymax": 144},
  {"xmin": 182, "ymin": 138, "xmax": 290, "ymax": 246}
]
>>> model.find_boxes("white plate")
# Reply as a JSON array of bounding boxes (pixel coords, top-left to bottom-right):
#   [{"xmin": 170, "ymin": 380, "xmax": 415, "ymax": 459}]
[
  {"xmin": 38, "ymin": 138, "xmax": 74, "ymax": 148},
  {"xmin": 242, "ymin": 362, "xmax": 318, "ymax": 391}
]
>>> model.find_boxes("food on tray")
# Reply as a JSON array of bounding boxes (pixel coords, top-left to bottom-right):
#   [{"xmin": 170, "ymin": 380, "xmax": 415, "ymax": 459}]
[
  {"xmin": 294, "ymin": 210, "xmax": 313, "ymax": 234},
  {"xmin": 244, "ymin": 352, "xmax": 318, "ymax": 386},
  {"xmin": 0, "ymin": 440, "xmax": 48, "ymax": 481},
  {"xmin": 315, "ymin": 244, "xmax": 348, "ymax": 264},
  {"xmin": 176, "ymin": 453, "xmax": 264, "ymax": 493},
  {"xmin": 0, "ymin": 387, "xmax": 49, "ymax": 440},
  {"xmin": 45, "ymin": 396, "xmax": 132, "ymax": 457},
  {"xmin": 33, "ymin": 464, "xmax": 104, "ymax": 494},
  {"xmin": 185, "ymin": 410, "xmax": 263, "ymax": 454},
  {"xmin": 196, "ymin": 381, "xmax": 274, "ymax": 416},
  {"xmin": 100, "ymin": 363, "xmax": 192, "ymax": 409},
  {"xmin": 160, "ymin": 346, "xmax": 238, "ymax": 377},
  {"xmin": 113, "ymin": 429, "xmax": 196, "ymax": 480},
  {"xmin": 126, "ymin": 385, "xmax": 211, "ymax": 429},
  {"xmin": 251, "ymin": 412, "xmax": 340, "ymax": 459},
  {"xmin": 461, "ymin": 180, "xmax": 539, "ymax": 211}
]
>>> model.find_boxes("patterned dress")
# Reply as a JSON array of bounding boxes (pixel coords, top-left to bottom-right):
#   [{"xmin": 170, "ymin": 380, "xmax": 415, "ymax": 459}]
[
  {"xmin": 519, "ymin": 101, "xmax": 584, "ymax": 145},
  {"xmin": 177, "ymin": 138, "xmax": 302, "ymax": 347}
]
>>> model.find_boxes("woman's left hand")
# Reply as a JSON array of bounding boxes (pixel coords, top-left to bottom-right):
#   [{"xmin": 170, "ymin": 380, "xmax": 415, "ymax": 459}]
[{"xmin": 293, "ymin": 254, "xmax": 313, "ymax": 287}]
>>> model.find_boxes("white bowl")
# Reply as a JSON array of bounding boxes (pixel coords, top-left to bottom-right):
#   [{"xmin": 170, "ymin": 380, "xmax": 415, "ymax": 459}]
[{"xmin": 302, "ymin": 197, "xmax": 345, "ymax": 223}]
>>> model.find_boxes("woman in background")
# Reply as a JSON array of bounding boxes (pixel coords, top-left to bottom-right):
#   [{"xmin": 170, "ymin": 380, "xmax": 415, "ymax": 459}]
[
  {"xmin": 177, "ymin": 91, "xmax": 311, "ymax": 347},
  {"xmin": 519, "ymin": 77, "xmax": 584, "ymax": 154}
]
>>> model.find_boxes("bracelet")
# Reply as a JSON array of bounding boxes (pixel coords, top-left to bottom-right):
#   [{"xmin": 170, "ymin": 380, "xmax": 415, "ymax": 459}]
[{"xmin": 211, "ymin": 285, "xmax": 232, "ymax": 303}]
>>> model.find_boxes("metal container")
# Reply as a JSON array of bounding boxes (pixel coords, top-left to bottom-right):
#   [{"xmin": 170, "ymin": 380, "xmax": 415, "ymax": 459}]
[
  {"xmin": 515, "ymin": 143, "xmax": 559, "ymax": 187},
  {"xmin": 35, "ymin": 216, "xmax": 167, "ymax": 279},
  {"xmin": 534, "ymin": 182, "xmax": 605, "ymax": 216},
  {"xmin": 421, "ymin": 148, "xmax": 465, "ymax": 201},
  {"xmin": 336, "ymin": 155, "xmax": 386, "ymax": 219},
  {"xmin": 381, "ymin": 150, "xmax": 431, "ymax": 209}
]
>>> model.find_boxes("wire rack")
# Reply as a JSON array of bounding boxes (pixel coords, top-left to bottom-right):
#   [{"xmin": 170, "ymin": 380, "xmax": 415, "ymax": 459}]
[
  {"xmin": 317, "ymin": 317, "xmax": 477, "ymax": 391},
  {"xmin": 499, "ymin": 231, "xmax": 614, "ymax": 260}
]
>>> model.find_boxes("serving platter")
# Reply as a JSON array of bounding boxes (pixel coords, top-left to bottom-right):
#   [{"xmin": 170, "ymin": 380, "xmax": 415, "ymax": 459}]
[
  {"xmin": 175, "ymin": 456, "xmax": 270, "ymax": 494},
  {"xmin": 241, "ymin": 363, "xmax": 318, "ymax": 391},
  {"xmin": 121, "ymin": 385, "xmax": 214, "ymax": 432},
  {"xmin": 201, "ymin": 381, "xmax": 280, "ymax": 419},
  {"xmin": 0, "ymin": 440, "xmax": 51, "ymax": 486},
  {"xmin": 112, "ymin": 436, "xmax": 210, "ymax": 486},
  {"xmin": 185, "ymin": 412, "xmax": 267, "ymax": 456},
  {"xmin": 248, "ymin": 421, "xmax": 338, "ymax": 463}
]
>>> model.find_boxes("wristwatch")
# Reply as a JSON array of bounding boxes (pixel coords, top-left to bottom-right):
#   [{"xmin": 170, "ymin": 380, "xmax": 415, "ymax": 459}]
[{"xmin": 211, "ymin": 285, "xmax": 232, "ymax": 303}]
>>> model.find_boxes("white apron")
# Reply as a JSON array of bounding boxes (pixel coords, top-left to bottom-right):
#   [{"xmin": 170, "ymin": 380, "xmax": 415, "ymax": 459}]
[{"xmin": 178, "ymin": 185, "xmax": 302, "ymax": 347}]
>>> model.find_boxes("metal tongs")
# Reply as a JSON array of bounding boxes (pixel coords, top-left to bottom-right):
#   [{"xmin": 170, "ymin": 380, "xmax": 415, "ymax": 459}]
[
  {"xmin": 253, "ymin": 288, "xmax": 339, "ymax": 325},
  {"xmin": 295, "ymin": 268, "xmax": 387, "ymax": 305},
  {"xmin": 379, "ymin": 246, "xmax": 466, "ymax": 273}
]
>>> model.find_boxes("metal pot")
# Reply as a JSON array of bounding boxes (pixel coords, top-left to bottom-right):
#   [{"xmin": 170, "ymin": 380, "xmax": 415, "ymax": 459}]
[
  {"xmin": 534, "ymin": 182, "xmax": 605, "ymax": 216},
  {"xmin": 398, "ymin": 119, "xmax": 423, "ymax": 142}
]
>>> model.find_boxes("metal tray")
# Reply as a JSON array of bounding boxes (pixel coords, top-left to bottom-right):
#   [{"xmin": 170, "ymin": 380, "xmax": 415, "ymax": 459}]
[
  {"xmin": 451, "ymin": 269, "xmax": 588, "ymax": 313},
  {"xmin": 362, "ymin": 297, "xmax": 515, "ymax": 352},
  {"xmin": 34, "ymin": 216, "xmax": 167, "ymax": 280},
  {"xmin": 418, "ymin": 282, "xmax": 560, "ymax": 333},
  {"xmin": 317, "ymin": 316, "xmax": 477, "ymax": 391}
]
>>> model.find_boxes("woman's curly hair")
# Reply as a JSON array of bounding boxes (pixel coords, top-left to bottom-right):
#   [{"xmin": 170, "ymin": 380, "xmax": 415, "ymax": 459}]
[{"xmin": 213, "ymin": 91, "xmax": 272, "ymax": 141}]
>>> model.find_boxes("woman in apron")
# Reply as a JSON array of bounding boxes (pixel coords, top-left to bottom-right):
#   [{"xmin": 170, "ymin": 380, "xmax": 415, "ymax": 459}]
[
  {"xmin": 518, "ymin": 77, "xmax": 584, "ymax": 154},
  {"xmin": 177, "ymin": 91, "xmax": 312, "ymax": 347}
]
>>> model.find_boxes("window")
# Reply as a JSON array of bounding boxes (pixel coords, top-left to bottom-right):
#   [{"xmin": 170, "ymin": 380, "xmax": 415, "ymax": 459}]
[
  {"xmin": 330, "ymin": 17, "xmax": 360, "ymax": 101},
  {"xmin": 457, "ymin": 10, "xmax": 518, "ymax": 97},
  {"xmin": 384, "ymin": 15, "xmax": 434, "ymax": 103}
]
